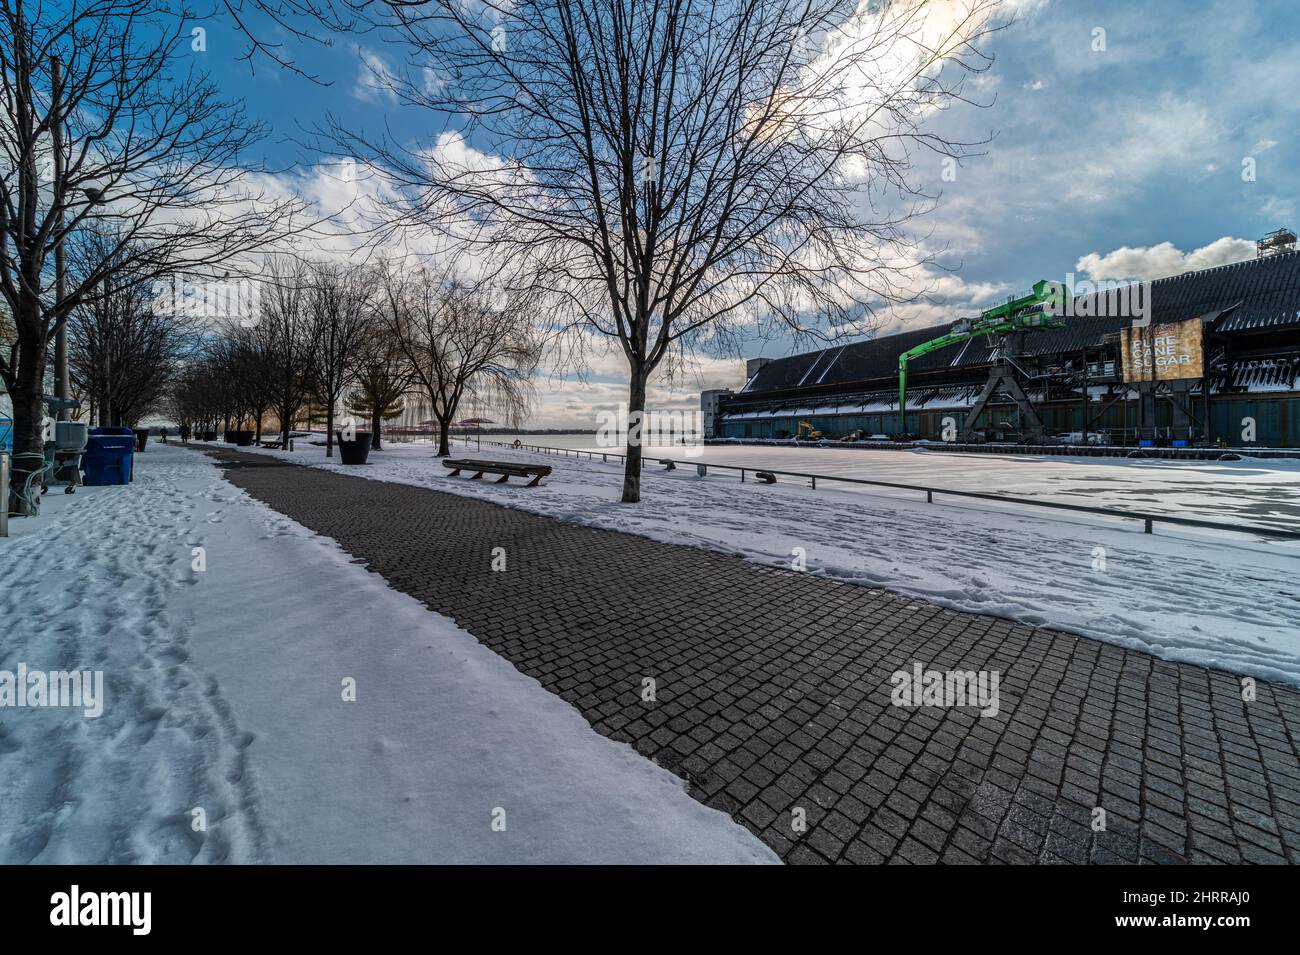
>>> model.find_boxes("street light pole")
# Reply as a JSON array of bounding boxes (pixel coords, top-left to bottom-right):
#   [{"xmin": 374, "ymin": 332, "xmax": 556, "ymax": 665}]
[{"xmin": 52, "ymin": 55, "xmax": 71, "ymax": 421}]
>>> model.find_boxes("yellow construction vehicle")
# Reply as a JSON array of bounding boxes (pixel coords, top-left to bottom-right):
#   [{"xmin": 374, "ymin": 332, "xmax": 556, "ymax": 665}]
[{"xmin": 794, "ymin": 420, "xmax": 823, "ymax": 441}]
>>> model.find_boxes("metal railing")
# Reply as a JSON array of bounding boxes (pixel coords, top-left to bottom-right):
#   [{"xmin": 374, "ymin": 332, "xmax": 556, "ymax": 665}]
[{"xmin": 485, "ymin": 441, "xmax": 1300, "ymax": 544}]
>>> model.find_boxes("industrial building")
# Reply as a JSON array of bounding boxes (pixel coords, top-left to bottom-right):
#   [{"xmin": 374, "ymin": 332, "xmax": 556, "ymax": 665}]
[{"xmin": 704, "ymin": 234, "xmax": 1300, "ymax": 449}]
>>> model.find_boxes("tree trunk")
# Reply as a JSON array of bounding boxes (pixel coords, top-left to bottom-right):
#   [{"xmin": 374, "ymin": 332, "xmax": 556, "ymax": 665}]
[
  {"xmin": 371, "ymin": 406, "xmax": 382, "ymax": 450},
  {"xmin": 8, "ymin": 335, "xmax": 48, "ymax": 516},
  {"xmin": 280, "ymin": 397, "xmax": 291, "ymax": 448},
  {"xmin": 325, "ymin": 402, "xmax": 335, "ymax": 458},
  {"xmin": 437, "ymin": 416, "xmax": 451, "ymax": 456},
  {"xmin": 622, "ymin": 367, "xmax": 647, "ymax": 503}
]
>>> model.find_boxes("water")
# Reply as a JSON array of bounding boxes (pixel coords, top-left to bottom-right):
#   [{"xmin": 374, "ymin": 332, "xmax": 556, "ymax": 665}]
[
  {"xmin": 391, "ymin": 432, "xmax": 704, "ymax": 456},
  {"xmin": 483, "ymin": 434, "xmax": 704, "ymax": 453},
  {"xmin": 385, "ymin": 432, "xmax": 599, "ymax": 450},
  {"xmin": 480, "ymin": 433, "xmax": 603, "ymax": 450}
]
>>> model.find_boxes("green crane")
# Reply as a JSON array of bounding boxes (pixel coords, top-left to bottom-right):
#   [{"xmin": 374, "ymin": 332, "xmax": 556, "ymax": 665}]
[{"xmin": 897, "ymin": 279, "xmax": 1067, "ymax": 432}]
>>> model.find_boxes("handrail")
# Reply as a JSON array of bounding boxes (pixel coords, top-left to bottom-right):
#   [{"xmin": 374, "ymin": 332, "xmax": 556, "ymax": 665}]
[{"xmin": 483, "ymin": 441, "xmax": 1300, "ymax": 544}]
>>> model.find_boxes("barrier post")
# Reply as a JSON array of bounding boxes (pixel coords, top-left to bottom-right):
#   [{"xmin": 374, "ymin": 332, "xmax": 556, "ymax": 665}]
[{"xmin": 0, "ymin": 451, "xmax": 9, "ymax": 538}]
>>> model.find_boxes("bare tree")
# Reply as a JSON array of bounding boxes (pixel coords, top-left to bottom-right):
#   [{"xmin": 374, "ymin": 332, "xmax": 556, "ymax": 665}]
[
  {"xmin": 347, "ymin": 320, "xmax": 412, "ymax": 450},
  {"xmin": 168, "ymin": 356, "xmax": 227, "ymax": 436},
  {"xmin": 256, "ymin": 260, "xmax": 319, "ymax": 449},
  {"xmin": 328, "ymin": 0, "xmax": 1003, "ymax": 500},
  {"xmin": 0, "ymin": 0, "xmax": 304, "ymax": 510},
  {"xmin": 304, "ymin": 261, "xmax": 373, "ymax": 456},
  {"xmin": 66, "ymin": 239, "xmax": 196, "ymax": 427},
  {"xmin": 203, "ymin": 321, "xmax": 279, "ymax": 440},
  {"xmin": 382, "ymin": 270, "xmax": 538, "ymax": 457}
]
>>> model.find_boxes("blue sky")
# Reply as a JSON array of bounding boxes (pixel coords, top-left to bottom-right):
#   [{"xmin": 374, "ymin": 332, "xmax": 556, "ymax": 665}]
[{"xmin": 197, "ymin": 0, "xmax": 1300, "ymax": 427}]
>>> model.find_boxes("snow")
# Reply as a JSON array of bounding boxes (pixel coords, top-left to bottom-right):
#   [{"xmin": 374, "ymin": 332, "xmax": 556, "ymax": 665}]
[
  {"xmin": 0, "ymin": 443, "xmax": 777, "ymax": 864},
  {"xmin": 233, "ymin": 435, "xmax": 1300, "ymax": 687}
]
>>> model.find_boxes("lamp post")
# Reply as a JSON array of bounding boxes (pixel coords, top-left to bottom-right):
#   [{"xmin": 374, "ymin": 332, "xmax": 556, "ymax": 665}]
[{"xmin": 52, "ymin": 56, "xmax": 71, "ymax": 421}]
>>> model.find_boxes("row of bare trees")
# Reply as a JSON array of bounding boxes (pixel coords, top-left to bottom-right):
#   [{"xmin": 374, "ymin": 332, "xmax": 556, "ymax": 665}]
[
  {"xmin": 317, "ymin": 0, "xmax": 1005, "ymax": 501},
  {"xmin": 65, "ymin": 234, "xmax": 196, "ymax": 427},
  {"xmin": 170, "ymin": 261, "xmax": 539, "ymax": 457},
  {"xmin": 1, "ymin": 0, "xmax": 302, "ymax": 509},
  {"xmin": 5, "ymin": 0, "xmax": 1006, "ymax": 505}
]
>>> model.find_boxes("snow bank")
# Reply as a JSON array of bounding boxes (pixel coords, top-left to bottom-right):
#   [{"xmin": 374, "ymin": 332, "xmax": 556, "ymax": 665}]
[{"xmin": 0, "ymin": 444, "xmax": 776, "ymax": 864}]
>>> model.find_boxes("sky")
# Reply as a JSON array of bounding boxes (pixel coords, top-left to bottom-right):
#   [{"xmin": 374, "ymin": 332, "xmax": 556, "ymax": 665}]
[{"xmin": 195, "ymin": 0, "xmax": 1300, "ymax": 429}]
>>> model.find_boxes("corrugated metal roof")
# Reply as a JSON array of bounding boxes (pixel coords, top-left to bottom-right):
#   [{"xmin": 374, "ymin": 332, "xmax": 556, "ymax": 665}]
[
  {"xmin": 742, "ymin": 323, "xmax": 948, "ymax": 392},
  {"xmin": 1230, "ymin": 358, "xmax": 1300, "ymax": 392},
  {"xmin": 742, "ymin": 250, "xmax": 1300, "ymax": 395}
]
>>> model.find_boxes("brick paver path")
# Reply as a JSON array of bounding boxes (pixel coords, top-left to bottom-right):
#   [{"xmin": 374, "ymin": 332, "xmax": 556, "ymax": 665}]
[{"xmin": 209, "ymin": 449, "xmax": 1300, "ymax": 864}]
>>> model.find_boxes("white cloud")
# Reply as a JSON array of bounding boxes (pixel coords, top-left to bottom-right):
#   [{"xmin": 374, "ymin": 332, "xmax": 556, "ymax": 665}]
[
  {"xmin": 1259, "ymin": 195, "xmax": 1296, "ymax": 223},
  {"xmin": 1075, "ymin": 236, "xmax": 1256, "ymax": 282},
  {"xmin": 353, "ymin": 48, "xmax": 400, "ymax": 104}
]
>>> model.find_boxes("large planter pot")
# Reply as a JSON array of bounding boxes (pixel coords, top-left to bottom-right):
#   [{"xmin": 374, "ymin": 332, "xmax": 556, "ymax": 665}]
[
  {"xmin": 336, "ymin": 432, "xmax": 372, "ymax": 465},
  {"xmin": 223, "ymin": 429, "xmax": 235, "ymax": 443},
  {"xmin": 202, "ymin": 431, "xmax": 218, "ymax": 442},
  {"xmin": 234, "ymin": 430, "xmax": 254, "ymax": 447},
  {"xmin": 133, "ymin": 428, "xmax": 149, "ymax": 452}
]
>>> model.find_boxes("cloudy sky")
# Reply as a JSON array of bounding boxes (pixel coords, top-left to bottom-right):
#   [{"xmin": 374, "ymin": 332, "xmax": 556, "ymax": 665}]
[{"xmin": 204, "ymin": 0, "xmax": 1300, "ymax": 428}]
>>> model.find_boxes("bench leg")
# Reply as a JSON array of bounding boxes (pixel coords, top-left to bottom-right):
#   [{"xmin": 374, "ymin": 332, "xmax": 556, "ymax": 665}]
[
  {"xmin": 448, "ymin": 468, "xmax": 462, "ymax": 477},
  {"xmin": 470, "ymin": 471, "xmax": 484, "ymax": 480},
  {"xmin": 526, "ymin": 474, "xmax": 544, "ymax": 487},
  {"xmin": 495, "ymin": 474, "xmax": 510, "ymax": 483}
]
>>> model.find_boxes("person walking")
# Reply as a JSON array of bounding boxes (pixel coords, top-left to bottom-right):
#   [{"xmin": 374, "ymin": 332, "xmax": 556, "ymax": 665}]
[{"xmin": 180, "ymin": 424, "xmax": 191, "ymax": 445}]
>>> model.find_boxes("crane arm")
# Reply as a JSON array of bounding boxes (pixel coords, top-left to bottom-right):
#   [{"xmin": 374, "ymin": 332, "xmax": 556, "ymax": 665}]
[{"xmin": 897, "ymin": 280, "xmax": 1067, "ymax": 430}]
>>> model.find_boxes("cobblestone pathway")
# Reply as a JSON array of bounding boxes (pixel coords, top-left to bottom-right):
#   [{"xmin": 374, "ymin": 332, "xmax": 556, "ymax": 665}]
[{"xmin": 209, "ymin": 449, "xmax": 1300, "ymax": 864}]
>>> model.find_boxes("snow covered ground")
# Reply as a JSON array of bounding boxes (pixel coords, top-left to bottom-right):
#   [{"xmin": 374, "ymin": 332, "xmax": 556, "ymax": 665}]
[
  {"xmin": 232, "ymin": 435, "xmax": 1300, "ymax": 687},
  {"xmin": 0, "ymin": 443, "xmax": 777, "ymax": 864},
  {"xmin": 690, "ymin": 442, "xmax": 1300, "ymax": 532}
]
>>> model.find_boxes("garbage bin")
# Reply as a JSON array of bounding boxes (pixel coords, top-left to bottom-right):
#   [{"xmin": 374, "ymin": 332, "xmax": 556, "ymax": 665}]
[
  {"xmin": 336, "ymin": 432, "xmax": 372, "ymax": 465},
  {"xmin": 82, "ymin": 426, "xmax": 136, "ymax": 486},
  {"xmin": 133, "ymin": 428, "xmax": 149, "ymax": 452}
]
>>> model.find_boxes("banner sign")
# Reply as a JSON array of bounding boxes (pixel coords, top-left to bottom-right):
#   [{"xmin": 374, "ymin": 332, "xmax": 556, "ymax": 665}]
[{"xmin": 1120, "ymin": 318, "xmax": 1204, "ymax": 382}]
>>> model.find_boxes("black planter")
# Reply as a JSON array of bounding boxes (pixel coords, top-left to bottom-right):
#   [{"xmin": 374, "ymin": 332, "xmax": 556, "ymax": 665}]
[
  {"xmin": 202, "ymin": 430, "xmax": 218, "ymax": 441},
  {"xmin": 234, "ymin": 430, "xmax": 254, "ymax": 447},
  {"xmin": 133, "ymin": 429, "xmax": 149, "ymax": 452},
  {"xmin": 223, "ymin": 429, "xmax": 235, "ymax": 443},
  {"xmin": 336, "ymin": 432, "xmax": 372, "ymax": 465}
]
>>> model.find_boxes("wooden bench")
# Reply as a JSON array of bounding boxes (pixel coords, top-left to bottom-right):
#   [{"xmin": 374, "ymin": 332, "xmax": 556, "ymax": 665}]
[
  {"xmin": 442, "ymin": 458, "xmax": 553, "ymax": 487},
  {"xmin": 257, "ymin": 432, "xmax": 305, "ymax": 450}
]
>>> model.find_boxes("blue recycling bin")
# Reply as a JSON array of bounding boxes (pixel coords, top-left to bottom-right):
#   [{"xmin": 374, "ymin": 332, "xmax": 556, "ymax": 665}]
[{"xmin": 82, "ymin": 426, "xmax": 136, "ymax": 486}]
